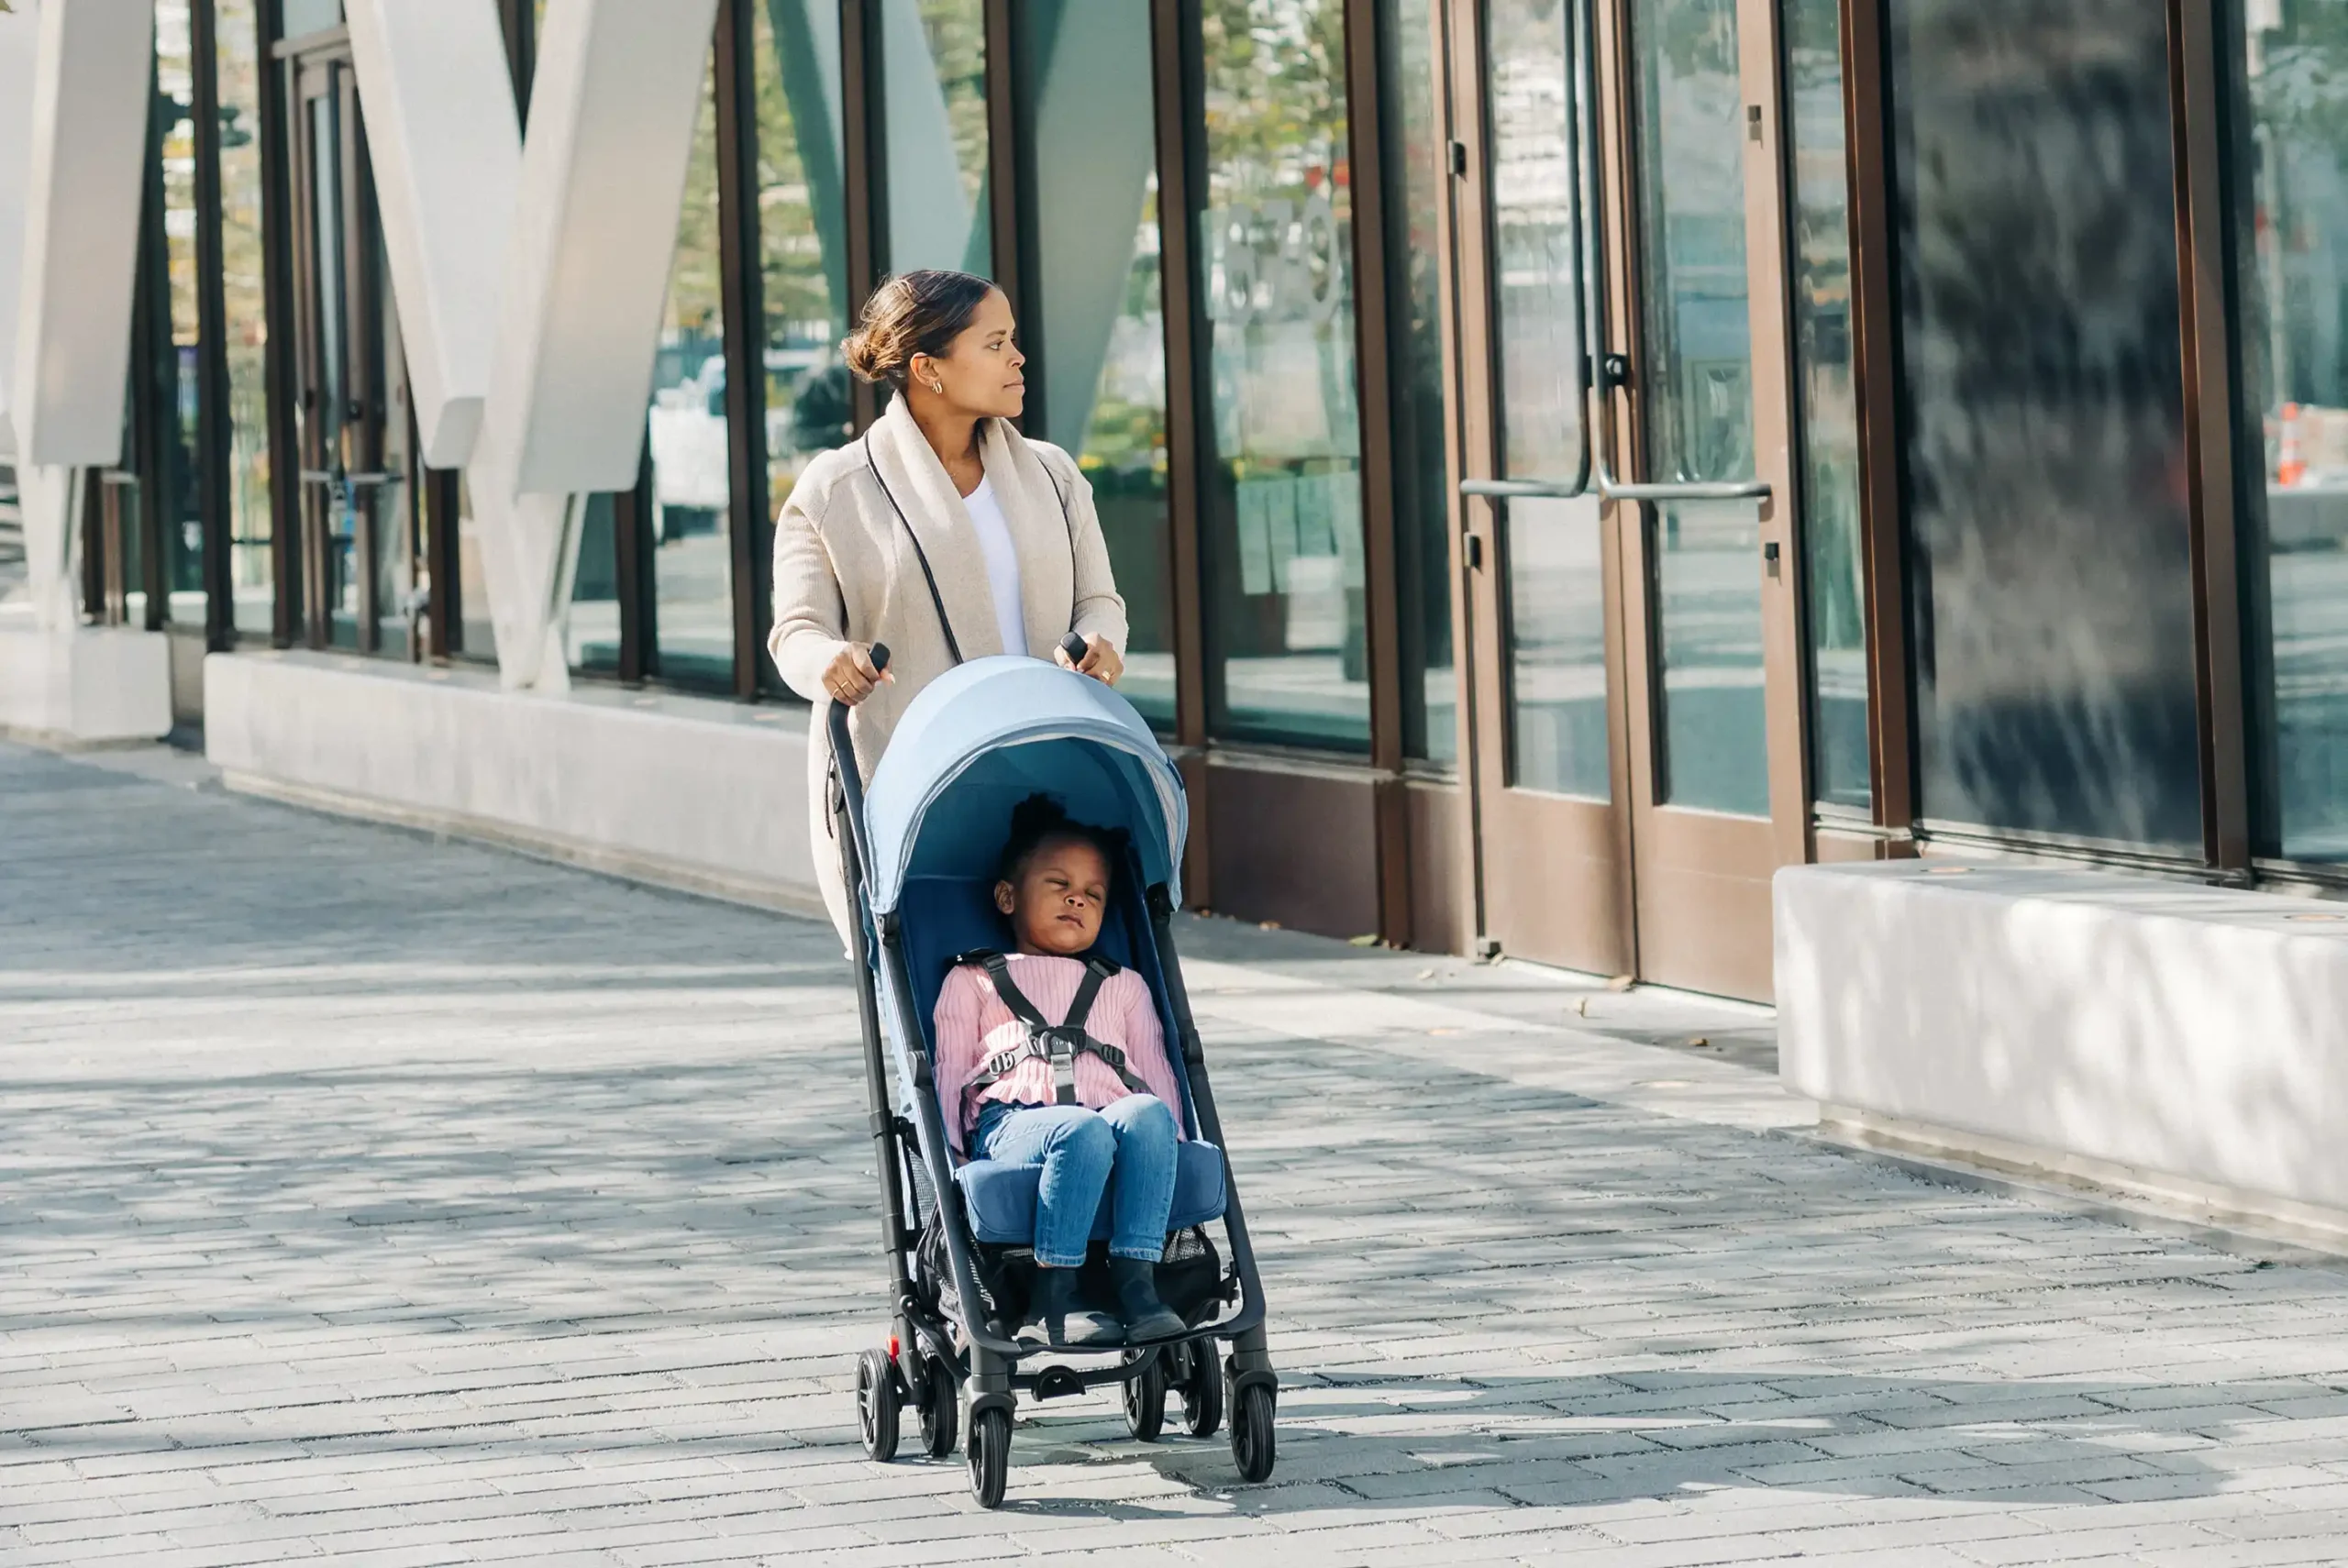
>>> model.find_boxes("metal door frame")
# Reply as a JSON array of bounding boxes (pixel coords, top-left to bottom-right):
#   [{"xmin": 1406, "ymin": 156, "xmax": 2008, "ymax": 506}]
[
  {"xmin": 282, "ymin": 36, "xmax": 400, "ymax": 655},
  {"xmin": 1445, "ymin": 0, "xmax": 1811, "ymax": 998}
]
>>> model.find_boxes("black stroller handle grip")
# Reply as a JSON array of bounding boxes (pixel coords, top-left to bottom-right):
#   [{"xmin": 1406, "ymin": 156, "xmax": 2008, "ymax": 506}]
[
  {"xmin": 868, "ymin": 642, "xmax": 890, "ymax": 675},
  {"xmin": 1058, "ymin": 631, "xmax": 1089, "ymax": 667}
]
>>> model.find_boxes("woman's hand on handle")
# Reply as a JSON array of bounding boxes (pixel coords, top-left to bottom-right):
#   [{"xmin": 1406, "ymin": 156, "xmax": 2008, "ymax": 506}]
[
  {"xmin": 823, "ymin": 642, "xmax": 892, "ymax": 706},
  {"xmin": 1056, "ymin": 632, "xmax": 1122, "ymax": 687}
]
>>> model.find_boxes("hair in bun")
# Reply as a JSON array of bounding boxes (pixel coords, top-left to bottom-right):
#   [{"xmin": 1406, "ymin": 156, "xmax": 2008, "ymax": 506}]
[{"xmin": 841, "ymin": 270, "xmax": 997, "ymax": 387}]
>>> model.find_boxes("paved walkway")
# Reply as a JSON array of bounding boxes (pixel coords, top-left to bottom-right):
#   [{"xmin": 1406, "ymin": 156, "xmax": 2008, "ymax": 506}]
[{"xmin": 8, "ymin": 739, "xmax": 2348, "ymax": 1567}]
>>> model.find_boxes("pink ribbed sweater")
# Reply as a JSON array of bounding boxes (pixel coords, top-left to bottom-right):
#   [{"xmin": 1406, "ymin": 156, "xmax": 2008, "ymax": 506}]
[{"xmin": 933, "ymin": 953, "xmax": 1187, "ymax": 1157}]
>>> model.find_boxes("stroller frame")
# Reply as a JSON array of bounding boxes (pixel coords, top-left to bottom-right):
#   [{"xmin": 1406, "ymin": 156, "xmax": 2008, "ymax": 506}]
[{"xmin": 827, "ymin": 694, "xmax": 1278, "ymax": 1507}]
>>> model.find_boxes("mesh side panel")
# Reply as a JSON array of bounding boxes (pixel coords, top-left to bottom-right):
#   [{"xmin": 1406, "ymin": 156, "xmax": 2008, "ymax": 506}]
[
  {"xmin": 1163, "ymin": 1226, "xmax": 1212, "ymax": 1264},
  {"xmin": 904, "ymin": 1145, "xmax": 937, "ymax": 1225}
]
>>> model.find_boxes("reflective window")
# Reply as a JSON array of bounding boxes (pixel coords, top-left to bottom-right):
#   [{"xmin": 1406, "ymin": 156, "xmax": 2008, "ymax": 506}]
[
  {"xmin": 375, "ymin": 262, "xmax": 415, "ymax": 657},
  {"xmin": 455, "ymin": 471, "xmax": 498, "ymax": 659},
  {"xmin": 2233, "ymin": 4, "xmax": 2348, "ymax": 860},
  {"xmin": 281, "ymin": 0, "xmax": 342, "ymax": 40},
  {"xmin": 156, "ymin": 3, "xmax": 208, "ymax": 630},
  {"xmin": 758, "ymin": 0, "xmax": 850, "ymax": 694},
  {"xmin": 568, "ymin": 492, "xmax": 622, "ymax": 675},
  {"xmin": 1786, "ymin": 0, "xmax": 1867, "ymax": 811},
  {"xmin": 884, "ymin": 0, "xmax": 990, "ymax": 277},
  {"xmin": 648, "ymin": 50, "xmax": 734, "ymax": 688},
  {"xmin": 218, "ymin": 0, "xmax": 272, "ymax": 639},
  {"xmin": 1490, "ymin": 0, "xmax": 1608, "ymax": 797},
  {"xmin": 1196, "ymin": 0, "xmax": 1370, "ymax": 750},
  {"xmin": 1024, "ymin": 1, "xmax": 1174, "ymax": 731},
  {"xmin": 0, "ymin": 468, "xmax": 16, "ymax": 602},
  {"xmin": 1634, "ymin": 0, "xmax": 1767, "ymax": 819},
  {"xmin": 1382, "ymin": 0, "xmax": 1455, "ymax": 765},
  {"xmin": 1890, "ymin": 0, "xmax": 2199, "ymax": 848}
]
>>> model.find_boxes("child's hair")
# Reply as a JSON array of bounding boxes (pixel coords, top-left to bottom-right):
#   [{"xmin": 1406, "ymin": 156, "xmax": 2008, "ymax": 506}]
[{"xmin": 995, "ymin": 793, "xmax": 1127, "ymax": 888}]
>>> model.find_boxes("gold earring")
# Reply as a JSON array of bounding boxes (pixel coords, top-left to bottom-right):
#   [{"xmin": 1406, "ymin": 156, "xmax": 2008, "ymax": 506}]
[{"xmin": 929, "ymin": 380, "xmax": 944, "ymax": 394}]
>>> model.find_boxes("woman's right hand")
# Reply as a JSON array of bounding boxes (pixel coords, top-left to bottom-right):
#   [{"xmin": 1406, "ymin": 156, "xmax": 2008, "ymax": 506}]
[{"xmin": 822, "ymin": 643, "xmax": 893, "ymax": 706}]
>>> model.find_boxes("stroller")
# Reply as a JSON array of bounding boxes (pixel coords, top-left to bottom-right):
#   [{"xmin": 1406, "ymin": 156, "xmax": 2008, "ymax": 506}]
[{"xmin": 827, "ymin": 646, "xmax": 1277, "ymax": 1508}]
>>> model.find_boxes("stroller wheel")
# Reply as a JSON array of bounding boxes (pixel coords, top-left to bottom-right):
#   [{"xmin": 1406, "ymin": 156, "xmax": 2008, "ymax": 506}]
[
  {"xmin": 916, "ymin": 1355, "xmax": 958, "ymax": 1459},
  {"xmin": 1231, "ymin": 1379, "xmax": 1276, "ymax": 1483},
  {"xmin": 855, "ymin": 1348, "xmax": 900, "ymax": 1462},
  {"xmin": 967, "ymin": 1407, "xmax": 1011, "ymax": 1507},
  {"xmin": 1179, "ymin": 1342, "xmax": 1224, "ymax": 1440},
  {"xmin": 1123, "ymin": 1352, "xmax": 1168, "ymax": 1442}
]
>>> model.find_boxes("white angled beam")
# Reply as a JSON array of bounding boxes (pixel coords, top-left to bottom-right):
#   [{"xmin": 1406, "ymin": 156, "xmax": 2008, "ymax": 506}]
[
  {"xmin": 466, "ymin": 0, "xmax": 720, "ymax": 690},
  {"xmin": 482, "ymin": 0, "xmax": 720, "ymax": 497},
  {"xmin": 0, "ymin": 0, "xmax": 40, "ymax": 458},
  {"xmin": 344, "ymin": 0, "xmax": 521, "ymax": 468},
  {"xmin": 9, "ymin": 0, "xmax": 151, "ymax": 467}
]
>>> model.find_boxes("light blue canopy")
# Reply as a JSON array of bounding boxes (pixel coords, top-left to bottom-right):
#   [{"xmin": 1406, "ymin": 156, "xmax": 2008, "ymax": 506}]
[{"xmin": 861, "ymin": 657, "xmax": 1187, "ymax": 916}]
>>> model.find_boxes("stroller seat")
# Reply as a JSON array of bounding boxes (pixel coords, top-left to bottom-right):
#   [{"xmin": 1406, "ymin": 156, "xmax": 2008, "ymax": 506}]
[
  {"xmin": 955, "ymin": 1141, "xmax": 1227, "ymax": 1245},
  {"xmin": 896, "ymin": 874, "xmax": 1228, "ymax": 1247}
]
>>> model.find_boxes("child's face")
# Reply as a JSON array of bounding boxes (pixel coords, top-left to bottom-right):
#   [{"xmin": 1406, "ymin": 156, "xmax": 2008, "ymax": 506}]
[{"xmin": 995, "ymin": 835, "xmax": 1111, "ymax": 956}]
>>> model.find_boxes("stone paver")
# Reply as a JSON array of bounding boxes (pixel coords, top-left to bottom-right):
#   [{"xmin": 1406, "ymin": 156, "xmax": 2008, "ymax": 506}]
[{"xmin": 8, "ymin": 737, "xmax": 2348, "ymax": 1566}]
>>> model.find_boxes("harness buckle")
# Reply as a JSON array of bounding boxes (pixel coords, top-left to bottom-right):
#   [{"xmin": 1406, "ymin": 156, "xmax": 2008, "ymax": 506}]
[{"xmin": 1045, "ymin": 1026, "xmax": 1080, "ymax": 1106}]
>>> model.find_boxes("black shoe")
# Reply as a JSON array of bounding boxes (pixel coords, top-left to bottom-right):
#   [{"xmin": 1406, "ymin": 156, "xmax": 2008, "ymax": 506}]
[
  {"xmin": 1108, "ymin": 1256, "xmax": 1186, "ymax": 1342},
  {"xmin": 1020, "ymin": 1265, "xmax": 1122, "ymax": 1350}
]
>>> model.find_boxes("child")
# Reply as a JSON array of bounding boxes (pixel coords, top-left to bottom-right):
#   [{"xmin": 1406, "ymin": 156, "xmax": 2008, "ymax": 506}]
[{"xmin": 934, "ymin": 794, "xmax": 1188, "ymax": 1349}]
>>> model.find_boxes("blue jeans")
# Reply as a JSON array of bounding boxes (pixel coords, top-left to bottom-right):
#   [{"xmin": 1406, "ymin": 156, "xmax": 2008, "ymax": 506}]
[{"xmin": 973, "ymin": 1095, "xmax": 1179, "ymax": 1268}]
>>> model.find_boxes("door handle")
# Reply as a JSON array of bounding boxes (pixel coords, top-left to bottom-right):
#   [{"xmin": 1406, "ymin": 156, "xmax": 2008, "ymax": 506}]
[
  {"xmin": 298, "ymin": 469, "xmax": 397, "ymax": 486},
  {"xmin": 1459, "ymin": 478, "xmax": 1584, "ymax": 500},
  {"xmin": 1600, "ymin": 477, "xmax": 1769, "ymax": 502},
  {"xmin": 1460, "ymin": 474, "xmax": 1769, "ymax": 503}
]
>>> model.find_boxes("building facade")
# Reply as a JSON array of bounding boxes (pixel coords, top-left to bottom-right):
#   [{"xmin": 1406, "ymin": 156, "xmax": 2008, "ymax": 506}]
[{"xmin": 7, "ymin": 0, "xmax": 2345, "ymax": 1003}]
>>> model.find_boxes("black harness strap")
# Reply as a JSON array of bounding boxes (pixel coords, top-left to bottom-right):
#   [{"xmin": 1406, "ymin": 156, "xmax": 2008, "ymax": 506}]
[{"xmin": 958, "ymin": 952, "xmax": 1150, "ymax": 1112}]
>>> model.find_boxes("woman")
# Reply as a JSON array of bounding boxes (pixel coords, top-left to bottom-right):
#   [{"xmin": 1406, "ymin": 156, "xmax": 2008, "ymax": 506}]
[{"xmin": 769, "ymin": 270, "xmax": 1128, "ymax": 940}]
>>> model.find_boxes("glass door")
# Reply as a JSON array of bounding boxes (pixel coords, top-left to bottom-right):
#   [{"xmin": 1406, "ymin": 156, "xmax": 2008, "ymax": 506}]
[
  {"xmin": 285, "ymin": 49, "xmax": 411, "ymax": 655},
  {"xmin": 1447, "ymin": 0, "xmax": 1805, "ymax": 999}
]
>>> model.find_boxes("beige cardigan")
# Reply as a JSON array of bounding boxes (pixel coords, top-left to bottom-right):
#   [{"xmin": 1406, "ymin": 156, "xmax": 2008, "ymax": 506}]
[{"xmin": 769, "ymin": 397, "xmax": 1129, "ymax": 938}]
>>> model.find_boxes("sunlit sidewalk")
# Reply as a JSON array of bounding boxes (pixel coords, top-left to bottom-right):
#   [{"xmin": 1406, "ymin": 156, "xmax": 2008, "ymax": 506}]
[{"xmin": 7, "ymin": 738, "xmax": 2348, "ymax": 1567}]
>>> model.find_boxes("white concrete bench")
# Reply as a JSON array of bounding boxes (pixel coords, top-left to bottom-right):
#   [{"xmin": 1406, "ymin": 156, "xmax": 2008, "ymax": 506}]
[
  {"xmin": 1776, "ymin": 859, "xmax": 2348, "ymax": 1243},
  {"xmin": 205, "ymin": 650, "xmax": 824, "ymax": 916}
]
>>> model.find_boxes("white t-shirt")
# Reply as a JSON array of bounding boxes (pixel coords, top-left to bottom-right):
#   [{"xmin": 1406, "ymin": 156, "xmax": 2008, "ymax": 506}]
[{"xmin": 962, "ymin": 476, "xmax": 1029, "ymax": 657}]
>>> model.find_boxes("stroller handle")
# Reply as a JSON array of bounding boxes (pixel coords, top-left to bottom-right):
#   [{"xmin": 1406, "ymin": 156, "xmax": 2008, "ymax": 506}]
[
  {"xmin": 1058, "ymin": 631, "xmax": 1089, "ymax": 667},
  {"xmin": 826, "ymin": 644, "xmax": 887, "ymax": 868}
]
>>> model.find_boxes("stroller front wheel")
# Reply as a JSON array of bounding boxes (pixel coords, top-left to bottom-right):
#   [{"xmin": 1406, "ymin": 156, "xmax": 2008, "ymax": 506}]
[
  {"xmin": 855, "ymin": 1348, "xmax": 901, "ymax": 1462},
  {"xmin": 1123, "ymin": 1353, "xmax": 1168, "ymax": 1442},
  {"xmin": 1231, "ymin": 1379, "xmax": 1276, "ymax": 1483},
  {"xmin": 1180, "ymin": 1342, "xmax": 1224, "ymax": 1440},
  {"xmin": 967, "ymin": 1407, "xmax": 1012, "ymax": 1507},
  {"xmin": 917, "ymin": 1356, "xmax": 958, "ymax": 1458}
]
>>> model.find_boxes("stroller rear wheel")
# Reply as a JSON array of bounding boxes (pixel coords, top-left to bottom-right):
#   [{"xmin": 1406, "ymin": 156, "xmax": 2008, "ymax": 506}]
[
  {"xmin": 916, "ymin": 1355, "xmax": 958, "ymax": 1458},
  {"xmin": 1231, "ymin": 1378, "xmax": 1276, "ymax": 1482},
  {"xmin": 1179, "ymin": 1342, "xmax": 1223, "ymax": 1440},
  {"xmin": 855, "ymin": 1348, "xmax": 901, "ymax": 1462},
  {"xmin": 1123, "ymin": 1353, "xmax": 1168, "ymax": 1442},
  {"xmin": 967, "ymin": 1407, "xmax": 1011, "ymax": 1507}
]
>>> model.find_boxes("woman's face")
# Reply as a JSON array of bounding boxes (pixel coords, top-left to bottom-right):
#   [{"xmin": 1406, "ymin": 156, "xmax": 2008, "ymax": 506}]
[{"xmin": 910, "ymin": 288, "xmax": 1025, "ymax": 420}]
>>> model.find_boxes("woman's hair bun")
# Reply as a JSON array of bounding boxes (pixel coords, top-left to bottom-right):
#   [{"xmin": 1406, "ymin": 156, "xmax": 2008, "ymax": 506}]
[{"xmin": 841, "ymin": 269, "xmax": 998, "ymax": 387}]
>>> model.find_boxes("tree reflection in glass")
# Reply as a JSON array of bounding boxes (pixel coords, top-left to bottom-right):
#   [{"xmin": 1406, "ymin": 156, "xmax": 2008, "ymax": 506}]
[
  {"xmin": 1196, "ymin": 0, "xmax": 1370, "ymax": 751},
  {"xmin": 1890, "ymin": 0, "xmax": 2198, "ymax": 848},
  {"xmin": 2235, "ymin": 3, "xmax": 2348, "ymax": 860},
  {"xmin": 1786, "ymin": 0, "xmax": 1868, "ymax": 812}
]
